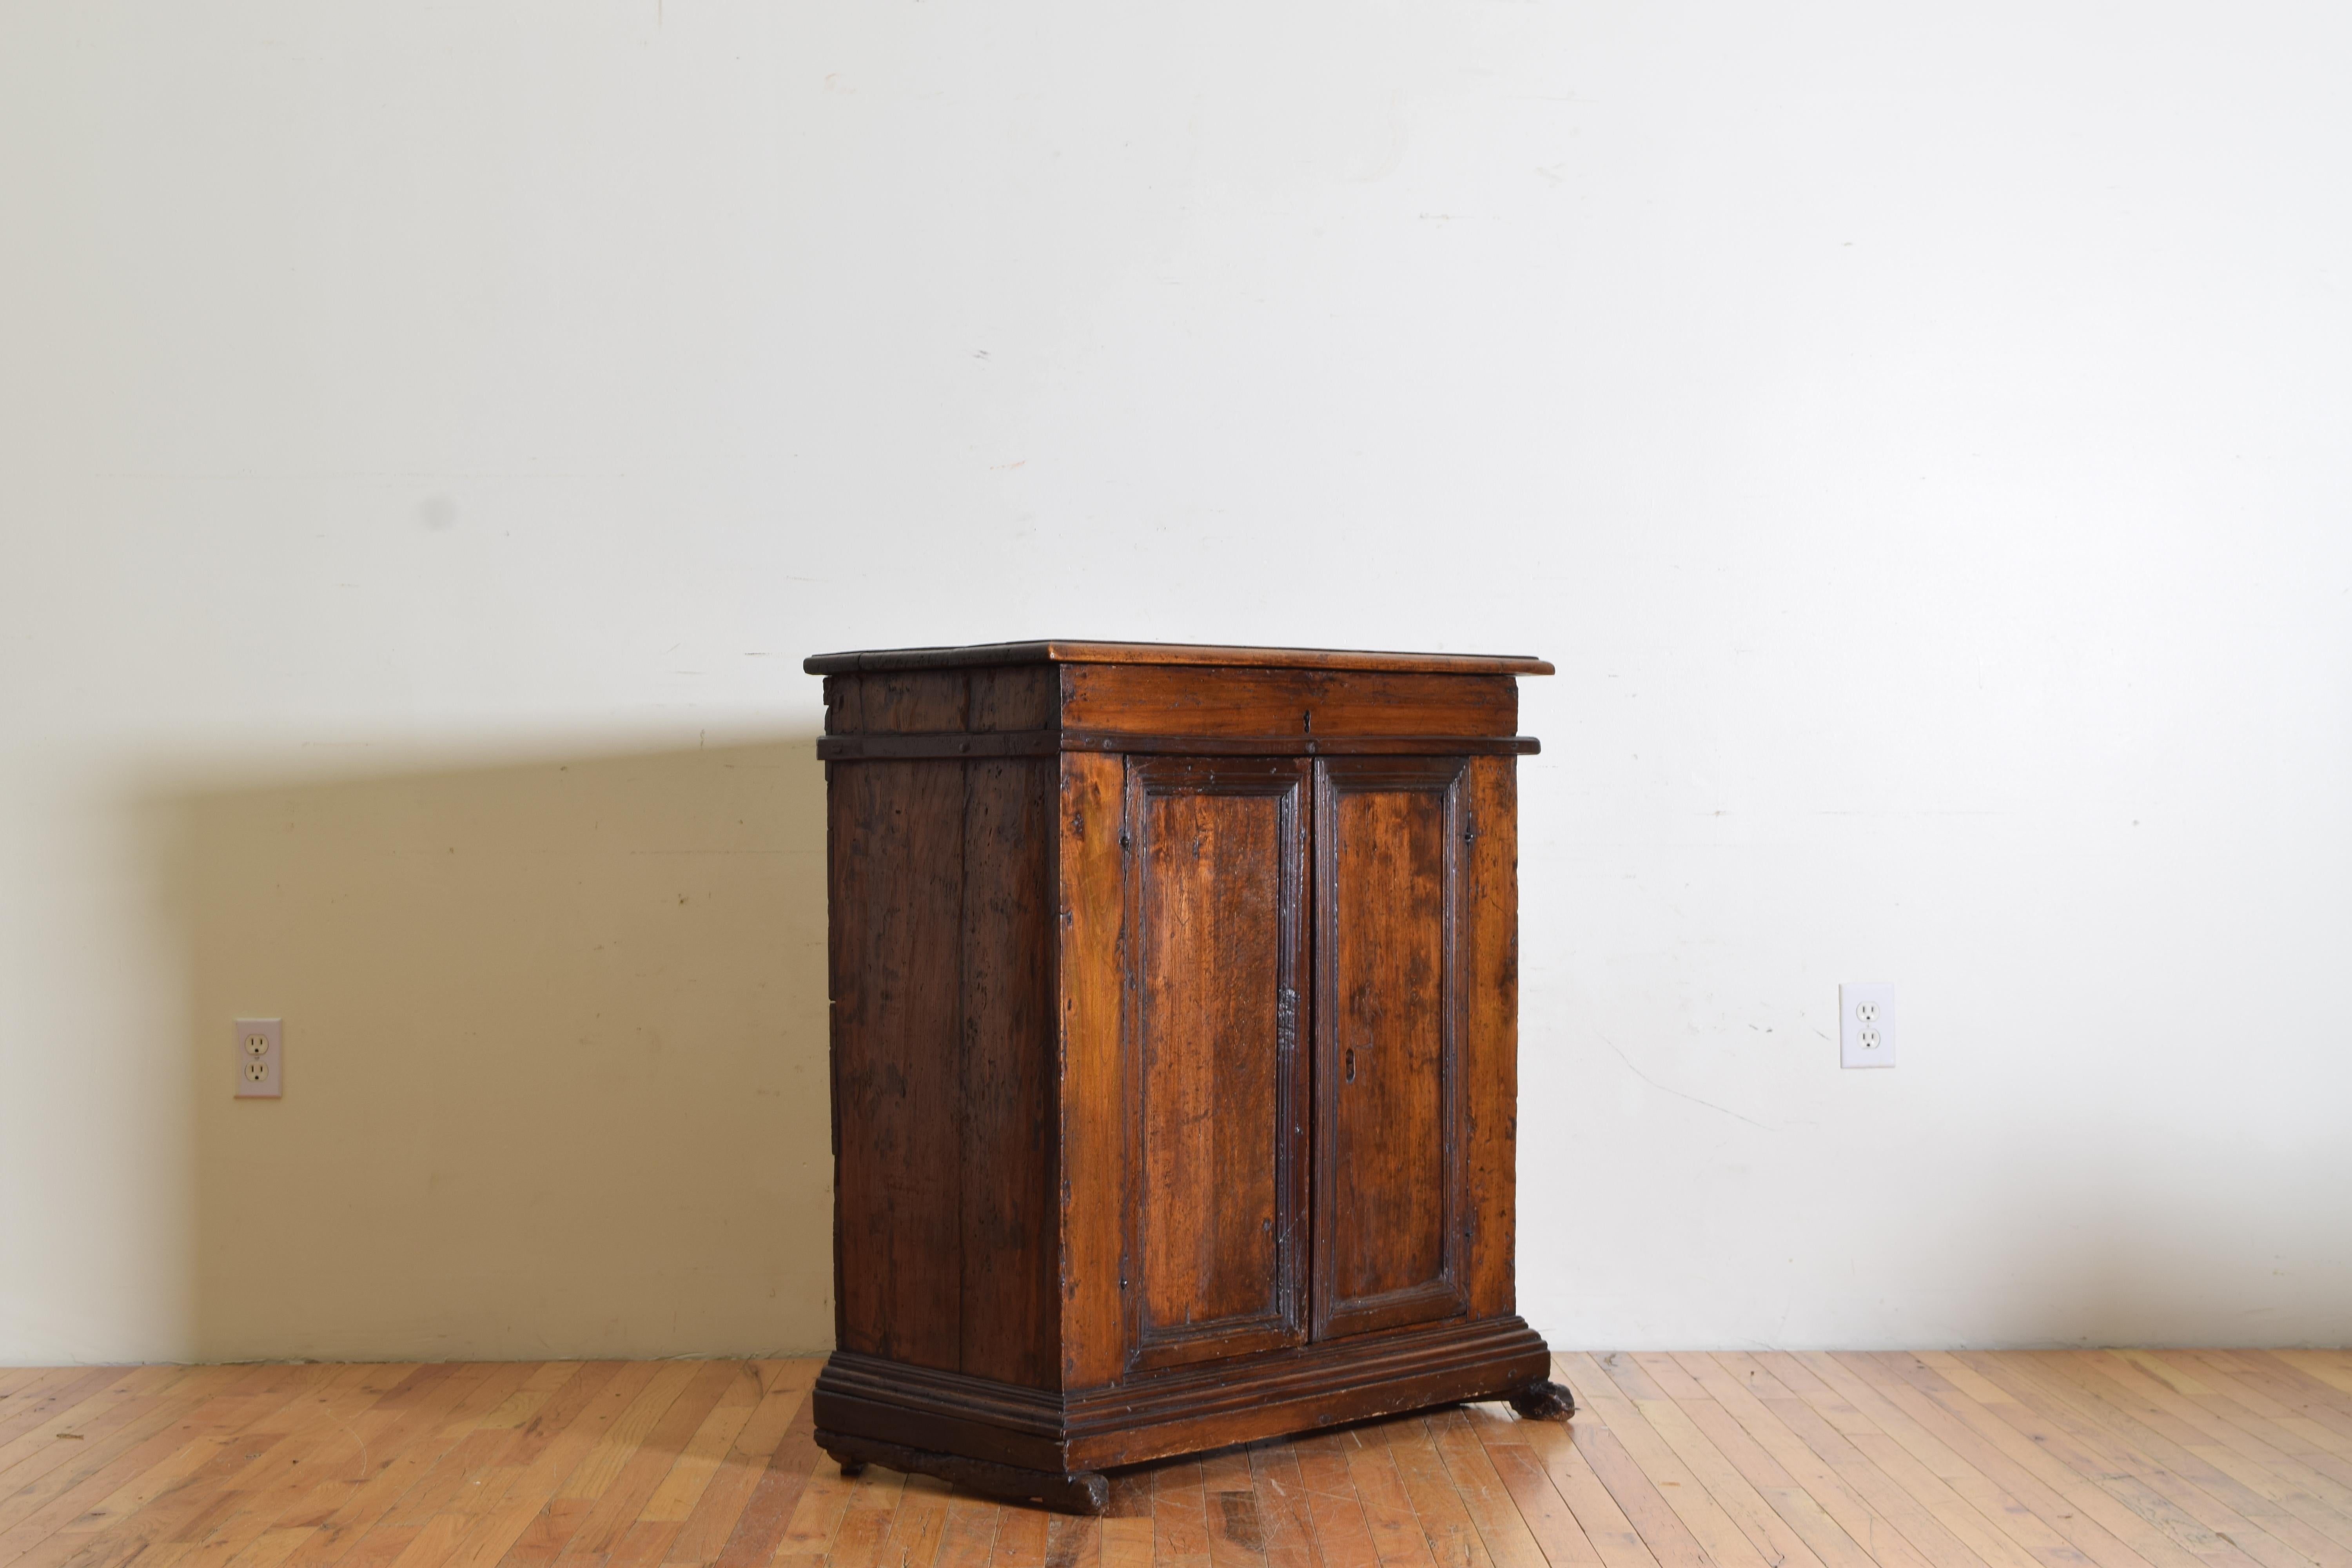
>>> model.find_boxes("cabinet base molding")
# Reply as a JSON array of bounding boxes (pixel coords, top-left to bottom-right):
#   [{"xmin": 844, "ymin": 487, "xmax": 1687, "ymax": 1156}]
[
  {"xmin": 814, "ymin": 1314, "xmax": 1557, "ymax": 1490},
  {"xmin": 815, "ymin": 1428, "xmax": 1110, "ymax": 1515}
]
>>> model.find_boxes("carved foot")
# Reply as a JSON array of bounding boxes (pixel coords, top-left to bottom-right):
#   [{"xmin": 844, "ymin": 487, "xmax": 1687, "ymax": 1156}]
[
  {"xmin": 815, "ymin": 1428, "xmax": 1108, "ymax": 1514},
  {"xmin": 1508, "ymin": 1379, "xmax": 1576, "ymax": 1421}
]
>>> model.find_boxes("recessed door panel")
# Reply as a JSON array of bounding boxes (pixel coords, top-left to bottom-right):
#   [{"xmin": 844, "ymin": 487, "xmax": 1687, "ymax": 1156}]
[
  {"xmin": 1313, "ymin": 757, "xmax": 1469, "ymax": 1339},
  {"xmin": 1125, "ymin": 757, "xmax": 1310, "ymax": 1370}
]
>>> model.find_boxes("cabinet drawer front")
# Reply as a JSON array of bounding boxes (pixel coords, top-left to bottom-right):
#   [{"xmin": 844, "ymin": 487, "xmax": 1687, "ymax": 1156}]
[
  {"xmin": 1125, "ymin": 757, "xmax": 1311, "ymax": 1371},
  {"xmin": 1064, "ymin": 664, "xmax": 1518, "ymax": 740},
  {"xmin": 1313, "ymin": 757, "xmax": 1470, "ymax": 1339}
]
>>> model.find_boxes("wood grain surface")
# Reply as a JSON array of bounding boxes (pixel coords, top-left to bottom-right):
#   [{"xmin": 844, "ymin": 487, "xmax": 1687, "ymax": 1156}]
[
  {"xmin": 1060, "ymin": 668, "xmax": 1517, "ymax": 741},
  {"xmin": 829, "ymin": 760, "xmax": 965, "ymax": 1373},
  {"xmin": 4, "ymin": 1352, "xmax": 2343, "ymax": 1568},
  {"xmin": 804, "ymin": 644, "xmax": 1554, "ymax": 677},
  {"xmin": 819, "ymin": 654, "xmax": 1548, "ymax": 1483},
  {"xmin": 1123, "ymin": 759, "xmax": 1310, "ymax": 1374},
  {"xmin": 1312, "ymin": 759, "xmax": 1468, "ymax": 1342}
]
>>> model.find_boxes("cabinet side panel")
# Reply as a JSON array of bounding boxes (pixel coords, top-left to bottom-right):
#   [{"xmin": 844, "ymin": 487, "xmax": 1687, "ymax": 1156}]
[
  {"xmin": 969, "ymin": 666, "xmax": 1059, "ymax": 733},
  {"xmin": 823, "ymin": 675, "xmax": 859, "ymax": 734},
  {"xmin": 831, "ymin": 760, "xmax": 965, "ymax": 1370},
  {"xmin": 1056, "ymin": 751, "xmax": 1128, "ymax": 1390},
  {"xmin": 959, "ymin": 758, "xmax": 1058, "ymax": 1387},
  {"xmin": 1462, "ymin": 756, "xmax": 1520, "ymax": 1318},
  {"xmin": 853, "ymin": 671, "xmax": 971, "ymax": 733}
]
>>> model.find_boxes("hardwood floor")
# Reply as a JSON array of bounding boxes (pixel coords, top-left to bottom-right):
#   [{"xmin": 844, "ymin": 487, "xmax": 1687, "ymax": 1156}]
[{"xmin": 0, "ymin": 1351, "xmax": 2345, "ymax": 1568}]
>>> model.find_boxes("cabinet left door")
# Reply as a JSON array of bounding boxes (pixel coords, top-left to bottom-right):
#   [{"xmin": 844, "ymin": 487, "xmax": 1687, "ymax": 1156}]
[{"xmin": 1122, "ymin": 756, "xmax": 1312, "ymax": 1372}]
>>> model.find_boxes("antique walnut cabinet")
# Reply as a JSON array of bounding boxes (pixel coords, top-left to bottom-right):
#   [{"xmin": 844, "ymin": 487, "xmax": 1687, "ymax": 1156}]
[{"xmin": 806, "ymin": 641, "xmax": 1572, "ymax": 1512}]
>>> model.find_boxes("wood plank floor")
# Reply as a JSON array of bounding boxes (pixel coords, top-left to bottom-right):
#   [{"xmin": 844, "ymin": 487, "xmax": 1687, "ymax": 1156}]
[{"xmin": 0, "ymin": 1351, "xmax": 2346, "ymax": 1568}]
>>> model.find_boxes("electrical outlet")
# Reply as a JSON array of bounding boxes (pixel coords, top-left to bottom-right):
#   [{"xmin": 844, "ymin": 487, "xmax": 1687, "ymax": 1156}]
[
  {"xmin": 1839, "ymin": 983, "xmax": 1894, "ymax": 1069},
  {"xmin": 233, "ymin": 1018, "xmax": 282, "ymax": 1098}
]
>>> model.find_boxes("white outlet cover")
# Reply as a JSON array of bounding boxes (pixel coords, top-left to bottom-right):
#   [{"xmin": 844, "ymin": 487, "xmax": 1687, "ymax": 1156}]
[
  {"xmin": 233, "ymin": 1017, "xmax": 282, "ymax": 1098},
  {"xmin": 1839, "ymin": 983, "xmax": 1895, "ymax": 1069}
]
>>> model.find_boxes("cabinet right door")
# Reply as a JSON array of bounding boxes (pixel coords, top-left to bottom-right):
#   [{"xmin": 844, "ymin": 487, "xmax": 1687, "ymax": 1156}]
[{"xmin": 1311, "ymin": 756, "xmax": 1470, "ymax": 1339}]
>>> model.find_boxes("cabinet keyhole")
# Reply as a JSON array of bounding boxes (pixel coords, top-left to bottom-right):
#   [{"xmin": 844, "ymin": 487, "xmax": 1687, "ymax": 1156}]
[{"xmin": 1345, "ymin": 1048, "xmax": 1356, "ymax": 1083}]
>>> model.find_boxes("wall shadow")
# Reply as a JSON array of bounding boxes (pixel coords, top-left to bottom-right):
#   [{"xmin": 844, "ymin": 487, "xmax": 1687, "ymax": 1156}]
[{"xmin": 155, "ymin": 735, "xmax": 833, "ymax": 1361}]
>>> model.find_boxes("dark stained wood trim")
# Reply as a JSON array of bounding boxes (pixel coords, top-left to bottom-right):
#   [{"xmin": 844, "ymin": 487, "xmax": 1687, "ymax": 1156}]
[
  {"xmin": 1069, "ymin": 733, "xmax": 1541, "ymax": 755},
  {"xmin": 814, "ymin": 1428, "xmax": 1109, "ymax": 1514},
  {"xmin": 818, "ymin": 732, "xmax": 1061, "ymax": 760},
  {"xmin": 805, "ymin": 641, "xmax": 1555, "ymax": 677},
  {"xmin": 811, "ymin": 1314, "xmax": 1553, "ymax": 1475},
  {"xmin": 1068, "ymin": 733, "xmax": 1541, "ymax": 756},
  {"xmin": 818, "ymin": 732, "xmax": 1540, "ymax": 761}
]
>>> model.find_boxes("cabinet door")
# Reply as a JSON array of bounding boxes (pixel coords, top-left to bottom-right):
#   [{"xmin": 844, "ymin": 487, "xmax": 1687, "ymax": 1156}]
[
  {"xmin": 1123, "ymin": 757, "xmax": 1311, "ymax": 1370},
  {"xmin": 1312, "ymin": 757, "xmax": 1470, "ymax": 1339}
]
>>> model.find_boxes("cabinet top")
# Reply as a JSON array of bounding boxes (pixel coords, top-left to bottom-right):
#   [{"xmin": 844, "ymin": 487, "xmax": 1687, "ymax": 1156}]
[{"xmin": 803, "ymin": 639, "xmax": 1554, "ymax": 677}]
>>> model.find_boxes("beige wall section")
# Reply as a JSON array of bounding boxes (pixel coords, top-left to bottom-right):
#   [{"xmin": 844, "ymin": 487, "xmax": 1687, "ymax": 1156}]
[{"xmin": 170, "ymin": 740, "xmax": 833, "ymax": 1361}]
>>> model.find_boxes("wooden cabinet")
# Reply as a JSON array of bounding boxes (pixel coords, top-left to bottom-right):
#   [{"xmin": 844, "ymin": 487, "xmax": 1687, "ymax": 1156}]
[{"xmin": 805, "ymin": 641, "xmax": 1572, "ymax": 1512}]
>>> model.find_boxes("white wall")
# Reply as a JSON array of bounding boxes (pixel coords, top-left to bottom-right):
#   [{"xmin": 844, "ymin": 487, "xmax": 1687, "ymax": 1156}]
[{"xmin": 3, "ymin": 0, "xmax": 2347, "ymax": 1363}]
